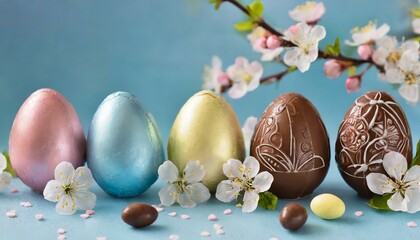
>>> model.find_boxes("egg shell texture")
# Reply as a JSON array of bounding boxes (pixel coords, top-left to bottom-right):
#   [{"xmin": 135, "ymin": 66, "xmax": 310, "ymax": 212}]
[
  {"xmin": 9, "ymin": 88, "xmax": 86, "ymax": 193},
  {"xmin": 87, "ymin": 92, "xmax": 165, "ymax": 197},
  {"xmin": 335, "ymin": 91, "xmax": 412, "ymax": 197},
  {"xmin": 251, "ymin": 93, "xmax": 330, "ymax": 199}
]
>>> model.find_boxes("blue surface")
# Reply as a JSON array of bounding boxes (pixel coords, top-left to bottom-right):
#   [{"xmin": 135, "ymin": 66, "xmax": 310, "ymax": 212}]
[{"xmin": 0, "ymin": 0, "xmax": 419, "ymax": 239}]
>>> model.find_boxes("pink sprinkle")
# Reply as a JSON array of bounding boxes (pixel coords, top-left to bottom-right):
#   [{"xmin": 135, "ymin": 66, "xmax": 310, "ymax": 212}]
[
  {"xmin": 168, "ymin": 212, "xmax": 177, "ymax": 217},
  {"xmin": 19, "ymin": 202, "xmax": 25, "ymax": 206},
  {"xmin": 208, "ymin": 214, "xmax": 217, "ymax": 221},
  {"xmin": 96, "ymin": 237, "xmax": 107, "ymax": 240},
  {"xmin": 169, "ymin": 235, "xmax": 179, "ymax": 240},
  {"xmin": 57, "ymin": 228, "xmax": 66, "ymax": 234},
  {"xmin": 407, "ymin": 221, "xmax": 417, "ymax": 228},
  {"xmin": 57, "ymin": 235, "xmax": 66, "ymax": 240},
  {"xmin": 216, "ymin": 229, "xmax": 225, "ymax": 235},
  {"xmin": 200, "ymin": 231, "xmax": 210, "ymax": 237},
  {"xmin": 80, "ymin": 214, "xmax": 90, "ymax": 219},
  {"xmin": 213, "ymin": 224, "xmax": 223, "ymax": 230},
  {"xmin": 223, "ymin": 209, "xmax": 232, "ymax": 215},
  {"xmin": 155, "ymin": 207, "xmax": 164, "ymax": 212},
  {"xmin": 354, "ymin": 211, "xmax": 363, "ymax": 217},
  {"xmin": 23, "ymin": 202, "xmax": 32, "ymax": 207},
  {"xmin": 35, "ymin": 214, "xmax": 44, "ymax": 221},
  {"xmin": 6, "ymin": 210, "xmax": 16, "ymax": 218},
  {"xmin": 10, "ymin": 189, "xmax": 18, "ymax": 193},
  {"xmin": 86, "ymin": 210, "xmax": 95, "ymax": 215},
  {"xmin": 181, "ymin": 214, "xmax": 190, "ymax": 220}
]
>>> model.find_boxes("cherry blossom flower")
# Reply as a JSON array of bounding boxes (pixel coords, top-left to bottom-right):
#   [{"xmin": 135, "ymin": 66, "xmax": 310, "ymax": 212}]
[
  {"xmin": 288, "ymin": 1, "xmax": 326, "ymax": 24},
  {"xmin": 43, "ymin": 162, "xmax": 96, "ymax": 215},
  {"xmin": 283, "ymin": 22, "xmax": 326, "ymax": 72},
  {"xmin": 395, "ymin": 57, "xmax": 420, "ymax": 103},
  {"xmin": 412, "ymin": 18, "xmax": 420, "ymax": 34},
  {"xmin": 158, "ymin": 160, "xmax": 210, "ymax": 208},
  {"xmin": 242, "ymin": 116, "xmax": 258, "ymax": 152},
  {"xmin": 202, "ymin": 56, "xmax": 229, "ymax": 93},
  {"xmin": 216, "ymin": 156, "xmax": 274, "ymax": 213},
  {"xmin": 247, "ymin": 27, "xmax": 283, "ymax": 62},
  {"xmin": 372, "ymin": 36, "xmax": 419, "ymax": 68},
  {"xmin": 226, "ymin": 57, "xmax": 263, "ymax": 99},
  {"xmin": 345, "ymin": 22, "xmax": 390, "ymax": 46},
  {"xmin": 0, "ymin": 153, "xmax": 12, "ymax": 191},
  {"xmin": 345, "ymin": 76, "xmax": 362, "ymax": 93},
  {"xmin": 366, "ymin": 152, "xmax": 420, "ymax": 213}
]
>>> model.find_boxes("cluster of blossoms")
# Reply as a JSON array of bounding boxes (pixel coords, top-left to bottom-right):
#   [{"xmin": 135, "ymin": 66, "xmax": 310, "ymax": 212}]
[{"xmin": 203, "ymin": 0, "xmax": 420, "ymax": 103}]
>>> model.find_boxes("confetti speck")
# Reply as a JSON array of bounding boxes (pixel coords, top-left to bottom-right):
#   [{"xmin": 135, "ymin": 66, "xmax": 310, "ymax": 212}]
[
  {"xmin": 223, "ymin": 209, "xmax": 232, "ymax": 215},
  {"xmin": 270, "ymin": 238, "xmax": 279, "ymax": 240},
  {"xmin": 80, "ymin": 213, "xmax": 90, "ymax": 219},
  {"xmin": 407, "ymin": 221, "xmax": 417, "ymax": 228},
  {"xmin": 181, "ymin": 214, "xmax": 190, "ymax": 220},
  {"xmin": 169, "ymin": 234, "xmax": 179, "ymax": 240},
  {"xmin": 10, "ymin": 189, "xmax": 18, "ymax": 193},
  {"xmin": 354, "ymin": 211, "xmax": 363, "ymax": 217},
  {"xmin": 152, "ymin": 205, "xmax": 164, "ymax": 212},
  {"xmin": 57, "ymin": 228, "xmax": 66, "ymax": 234},
  {"xmin": 6, "ymin": 210, "xmax": 16, "ymax": 218},
  {"xmin": 213, "ymin": 224, "xmax": 223, "ymax": 230},
  {"xmin": 23, "ymin": 202, "xmax": 32, "ymax": 207},
  {"xmin": 57, "ymin": 235, "xmax": 66, "ymax": 240},
  {"xmin": 208, "ymin": 214, "xmax": 217, "ymax": 221},
  {"xmin": 96, "ymin": 237, "xmax": 107, "ymax": 240},
  {"xmin": 86, "ymin": 210, "xmax": 95, "ymax": 215},
  {"xmin": 201, "ymin": 231, "xmax": 210, "ymax": 237},
  {"xmin": 216, "ymin": 229, "xmax": 225, "ymax": 235},
  {"xmin": 35, "ymin": 214, "xmax": 44, "ymax": 221},
  {"xmin": 168, "ymin": 212, "xmax": 177, "ymax": 217}
]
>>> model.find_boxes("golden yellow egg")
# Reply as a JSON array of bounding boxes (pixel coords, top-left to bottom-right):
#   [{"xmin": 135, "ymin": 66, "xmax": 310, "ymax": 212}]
[{"xmin": 168, "ymin": 90, "xmax": 245, "ymax": 192}]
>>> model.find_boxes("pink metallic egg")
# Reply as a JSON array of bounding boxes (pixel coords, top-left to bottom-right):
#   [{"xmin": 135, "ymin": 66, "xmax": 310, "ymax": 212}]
[{"xmin": 9, "ymin": 88, "xmax": 86, "ymax": 193}]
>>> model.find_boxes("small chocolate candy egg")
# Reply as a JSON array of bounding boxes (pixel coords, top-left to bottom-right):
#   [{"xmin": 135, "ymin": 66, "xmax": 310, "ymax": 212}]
[
  {"xmin": 336, "ymin": 91, "xmax": 412, "ymax": 197},
  {"xmin": 310, "ymin": 193, "xmax": 345, "ymax": 219},
  {"xmin": 121, "ymin": 203, "xmax": 158, "ymax": 228},
  {"xmin": 279, "ymin": 203, "xmax": 308, "ymax": 231}
]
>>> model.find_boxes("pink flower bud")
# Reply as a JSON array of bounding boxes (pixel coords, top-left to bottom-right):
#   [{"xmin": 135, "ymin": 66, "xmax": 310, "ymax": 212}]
[
  {"xmin": 217, "ymin": 72, "xmax": 230, "ymax": 86},
  {"xmin": 345, "ymin": 76, "xmax": 361, "ymax": 93},
  {"xmin": 255, "ymin": 37, "xmax": 267, "ymax": 49},
  {"xmin": 324, "ymin": 60, "xmax": 343, "ymax": 79},
  {"xmin": 266, "ymin": 36, "xmax": 281, "ymax": 49},
  {"xmin": 357, "ymin": 45, "xmax": 372, "ymax": 60}
]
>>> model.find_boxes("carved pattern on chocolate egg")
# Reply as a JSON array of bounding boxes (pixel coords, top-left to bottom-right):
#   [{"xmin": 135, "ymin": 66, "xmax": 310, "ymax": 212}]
[
  {"xmin": 337, "ymin": 92, "xmax": 410, "ymax": 180},
  {"xmin": 253, "ymin": 95, "xmax": 326, "ymax": 173}
]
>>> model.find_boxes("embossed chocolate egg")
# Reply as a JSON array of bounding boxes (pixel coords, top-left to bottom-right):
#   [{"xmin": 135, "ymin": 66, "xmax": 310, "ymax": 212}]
[
  {"xmin": 168, "ymin": 90, "xmax": 245, "ymax": 191},
  {"xmin": 9, "ymin": 88, "xmax": 86, "ymax": 193},
  {"xmin": 251, "ymin": 93, "xmax": 330, "ymax": 199},
  {"xmin": 87, "ymin": 92, "xmax": 165, "ymax": 197},
  {"xmin": 336, "ymin": 91, "xmax": 412, "ymax": 197}
]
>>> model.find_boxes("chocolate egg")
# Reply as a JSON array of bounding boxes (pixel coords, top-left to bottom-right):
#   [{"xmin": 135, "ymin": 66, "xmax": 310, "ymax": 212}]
[
  {"xmin": 87, "ymin": 92, "xmax": 165, "ymax": 197},
  {"xmin": 336, "ymin": 91, "xmax": 412, "ymax": 197},
  {"xmin": 168, "ymin": 90, "xmax": 245, "ymax": 191},
  {"xmin": 9, "ymin": 88, "xmax": 86, "ymax": 193},
  {"xmin": 251, "ymin": 93, "xmax": 330, "ymax": 199}
]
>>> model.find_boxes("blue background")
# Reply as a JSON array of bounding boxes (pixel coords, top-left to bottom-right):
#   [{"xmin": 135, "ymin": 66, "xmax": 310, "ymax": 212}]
[{"xmin": 0, "ymin": 0, "xmax": 419, "ymax": 239}]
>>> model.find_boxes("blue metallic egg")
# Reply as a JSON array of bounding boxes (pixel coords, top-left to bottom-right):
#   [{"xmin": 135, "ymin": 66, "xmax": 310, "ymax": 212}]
[{"xmin": 87, "ymin": 92, "xmax": 165, "ymax": 197}]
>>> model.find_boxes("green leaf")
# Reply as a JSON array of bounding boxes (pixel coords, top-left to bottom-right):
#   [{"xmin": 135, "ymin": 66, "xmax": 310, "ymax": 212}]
[
  {"xmin": 287, "ymin": 66, "xmax": 297, "ymax": 73},
  {"xmin": 258, "ymin": 191, "xmax": 278, "ymax": 210},
  {"xmin": 368, "ymin": 194, "xmax": 392, "ymax": 211},
  {"xmin": 410, "ymin": 139, "xmax": 420, "ymax": 168},
  {"xmin": 233, "ymin": 21, "xmax": 254, "ymax": 31},
  {"xmin": 410, "ymin": 36, "xmax": 420, "ymax": 43},
  {"xmin": 247, "ymin": 1, "xmax": 264, "ymax": 21},
  {"xmin": 347, "ymin": 66, "xmax": 357, "ymax": 76},
  {"xmin": 325, "ymin": 38, "xmax": 341, "ymax": 56},
  {"xmin": 2, "ymin": 151, "xmax": 16, "ymax": 178},
  {"xmin": 411, "ymin": 7, "xmax": 420, "ymax": 18},
  {"xmin": 209, "ymin": 0, "xmax": 222, "ymax": 10}
]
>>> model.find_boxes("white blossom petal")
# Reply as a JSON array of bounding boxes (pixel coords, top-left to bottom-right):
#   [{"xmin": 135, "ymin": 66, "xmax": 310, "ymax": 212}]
[
  {"xmin": 399, "ymin": 84, "xmax": 419, "ymax": 104},
  {"xmin": 311, "ymin": 25, "xmax": 326, "ymax": 40},
  {"xmin": 0, "ymin": 154, "xmax": 7, "ymax": 172},
  {"xmin": 179, "ymin": 192, "xmax": 196, "ymax": 208},
  {"xmin": 55, "ymin": 195, "xmax": 77, "ymax": 215},
  {"xmin": 74, "ymin": 191, "xmax": 96, "ymax": 210},
  {"xmin": 384, "ymin": 68, "xmax": 405, "ymax": 84},
  {"xmin": 185, "ymin": 182, "xmax": 210, "ymax": 204},
  {"xmin": 382, "ymin": 152, "xmax": 407, "ymax": 181},
  {"xmin": 183, "ymin": 160, "xmax": 205, "ymax": 184},
  {"xmin": 73, "ymin": 166, "xmax": 94, "ymax": 188},
  {"xmin": 366, "ymin": 173, "xmax": 394, "ymax": 195},
  {"xmin": 0, "ymin": 171, "xmax": 12, "ymax": 192},
  {"xmin": 413, "ymin": 18, "xmax": 420, "ymax": 34},
  {"xmin": 243, "ymin": 156, "xmax": 259, "ymax": 178},
  {"xmin": 242, "ymin": 116, "xmax": 258, "ymax": 152},
  {"xmin": 43, "ymin": 180, "xmax": 62, "ymax": 202},
  {"xmin": 405, "ymin": 188, "xmax": 420, "ymax": 214},
  {"xmin": 242, "ymin": 191, "xmax": 259, "ymax": 213},
  {"xmin": 253, "ymin": 171, "xmax": 274, "ymax": 193},
  {"xmin": 54, "ymin": 162, "xmax": 75, "ymax": 185},
  {"xmin": 215, "ymin": 180, "xmax": 241, "ymax": 202},
  {"xmin": 228, "ymin": 82, "xmax": 248, "ymax": 99},
  {"xmin": 158, "ymin": 183, "xmax": 178, "ymax": 207},
  {"xmin": 158, "ymin": 161, "xmax": 179, "ymax": 183},
  {"xmin": 223, "ymin": 159, "xmax": 243, "ymax": 179},
  {"xmin": 403, "ymin": 166, "xmax": 420, "ymax": 183},
  {"xmin": 387, "ymin": 192, "xmax": 408, "ymax": 212}
]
